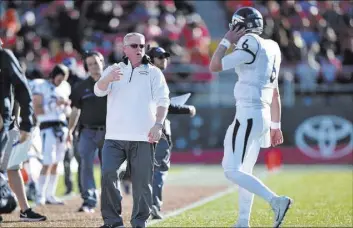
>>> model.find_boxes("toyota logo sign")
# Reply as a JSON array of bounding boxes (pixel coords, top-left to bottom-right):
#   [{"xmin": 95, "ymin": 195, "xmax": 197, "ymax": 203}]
[{"xmin": 295, "ymin": 115, "xmax": 353, "ymax": 159}]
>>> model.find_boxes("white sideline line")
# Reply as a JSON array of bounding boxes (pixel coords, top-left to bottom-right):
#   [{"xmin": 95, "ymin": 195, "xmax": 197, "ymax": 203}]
[
  {"xmin": 148, "ymin": 186, "xmax": 237, "ymax": 227},
  {"xmin": 148, "ymin": 170, "xmax": 270, "ymax": 227}
]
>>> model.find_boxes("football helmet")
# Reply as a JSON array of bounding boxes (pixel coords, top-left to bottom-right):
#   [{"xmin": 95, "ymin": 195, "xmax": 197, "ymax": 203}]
[{"xmin": 229, "ymin": 7, "xmax": 263, "ymax": 35}]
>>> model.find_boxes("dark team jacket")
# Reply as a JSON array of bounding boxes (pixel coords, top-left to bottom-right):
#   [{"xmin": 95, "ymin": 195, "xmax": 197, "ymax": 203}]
[
  {"xmin": 162, "ymin": 104, "xmax": 194, "ymax": 143},
  {"xmin": 0, "ymin": 48, "xmax": 34, "ymax": 132}
]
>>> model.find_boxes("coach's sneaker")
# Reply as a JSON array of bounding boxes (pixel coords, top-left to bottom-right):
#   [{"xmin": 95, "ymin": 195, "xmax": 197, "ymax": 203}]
[
  {"xmin": 20, "ymin": 208, "xmax": 47, "ymax": 222},
  {"xmin": 46, "ymin": 196, "xmax": 65, "ymax": 205},
  {"xmin": 233, "ymin": 219, "xmax": 250, "ymax": 228},
  {"xmin": 270, "ymin": 196, "xmax": 293, "ymax": 228},
  {"xmin": 99, "ymin": 222, "xmax": 124, "ymax": 228},
  {"xmin": 151, "ymin": 205, "xmax": 163, "ymax": 219}
]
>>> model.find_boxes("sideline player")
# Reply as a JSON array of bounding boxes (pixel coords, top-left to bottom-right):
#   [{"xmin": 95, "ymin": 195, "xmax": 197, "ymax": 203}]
[
  {"xmin": 31, "ymin": 64, "xmax": 71, "ymax": 205},
  {"xmin": 209, "ymin": 7, "xmax": 293, "ymax": 228}
]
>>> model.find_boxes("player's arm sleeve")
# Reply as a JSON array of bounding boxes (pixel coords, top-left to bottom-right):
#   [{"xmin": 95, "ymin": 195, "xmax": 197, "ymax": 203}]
[
  {"xmin": 6, "ymin": 50, "xmax": 34, "ymax": 132},
  {"xmin": 221, "ymin": 35, "xmax": 260, "ymax": 71}
]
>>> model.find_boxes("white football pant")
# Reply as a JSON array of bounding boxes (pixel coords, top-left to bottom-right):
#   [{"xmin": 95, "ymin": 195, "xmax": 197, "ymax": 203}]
[
  {"xmin": 40, "ymin": 127, "xmax": 68, "ymax": 165},
  {"xmin": 222, "ymin": 107, "xmax": 277, "ymax": 221}
]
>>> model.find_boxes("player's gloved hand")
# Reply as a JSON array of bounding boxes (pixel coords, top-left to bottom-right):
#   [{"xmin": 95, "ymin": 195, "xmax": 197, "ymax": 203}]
[
  {"xmin": 270, "ymin": 128, "xmax": 283, "ymax": 147},
  {"xmin": 148, "ymin": 123, "xmax": 163, "ymax": 143},
  {"xmin": 224, "ymin": 25, "xmax": 246, "ymax": 44}
]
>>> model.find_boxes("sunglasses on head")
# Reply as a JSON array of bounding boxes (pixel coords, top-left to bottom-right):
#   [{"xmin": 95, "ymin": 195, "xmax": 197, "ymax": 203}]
[{"xmin": 129, "ymin": 44, "xmax": 145, "ymax": 49}]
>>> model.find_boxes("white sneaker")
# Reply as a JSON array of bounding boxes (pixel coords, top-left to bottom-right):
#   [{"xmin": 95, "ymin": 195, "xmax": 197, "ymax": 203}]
[
  {"xmin": 233, "ymin": 219, "xmax": 250, "ymax": 228},
  {"xmin": 270, "ymin": 196, "xmax": 293, "ymax": 228},
  {"xmin": 46, "ymin": 196, "xmax": 64, "ymax": 205}
]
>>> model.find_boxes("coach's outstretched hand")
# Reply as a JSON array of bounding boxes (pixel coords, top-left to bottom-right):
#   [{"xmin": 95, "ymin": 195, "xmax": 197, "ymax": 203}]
[
  {"xmin": 103, "ymin": 64, "xmax": 123, "ymax": 83},
  {"xmin": 270, "ymin": 128, "xmax": 283, "ymax": 147}
]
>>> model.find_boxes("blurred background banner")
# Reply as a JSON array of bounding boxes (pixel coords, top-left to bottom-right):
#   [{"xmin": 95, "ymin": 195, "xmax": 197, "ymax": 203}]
[{"xmin": 168, "ymin": 97, "xmax": 353, "ymax": 165}]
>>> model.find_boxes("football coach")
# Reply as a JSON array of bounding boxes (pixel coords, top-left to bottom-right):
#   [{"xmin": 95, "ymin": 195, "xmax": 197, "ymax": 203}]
[{"xmin": 94, "ymin": 32, "xmax": 170, "ymax": 228}]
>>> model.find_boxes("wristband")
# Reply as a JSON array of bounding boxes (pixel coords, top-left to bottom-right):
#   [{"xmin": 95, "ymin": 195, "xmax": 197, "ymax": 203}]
[
  {"xmin": 271, "ymin": 122, "xmax": 281, "ymax": 129},
  {"xmin": 220, "ymin": 38, "xmax": 231, "ymax": 49}
]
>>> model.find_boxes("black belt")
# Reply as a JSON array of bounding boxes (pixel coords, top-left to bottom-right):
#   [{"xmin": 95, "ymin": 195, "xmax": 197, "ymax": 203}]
[
  {"xmin": 81, "ymin": 124, "xmax": 105, "ymax": 131},
  {"xmin": 40, "ymin": 121, "xmax": 67, "ymax": 130}
]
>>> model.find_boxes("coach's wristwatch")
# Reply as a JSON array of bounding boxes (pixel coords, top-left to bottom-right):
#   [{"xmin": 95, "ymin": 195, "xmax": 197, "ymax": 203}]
[{"xmin": 154, "ymin": 122, "xmax": 164, "ymax": 129}]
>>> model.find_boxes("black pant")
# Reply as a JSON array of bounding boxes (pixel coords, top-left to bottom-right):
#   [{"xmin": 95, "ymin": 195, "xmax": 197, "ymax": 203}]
[
  {"xmin": 101, "ymin": 140, "xmax": 154, "ymax": 228},
  {"xmin": 63, "ymin": 134, "xmax": 82, "ymax": 194}
]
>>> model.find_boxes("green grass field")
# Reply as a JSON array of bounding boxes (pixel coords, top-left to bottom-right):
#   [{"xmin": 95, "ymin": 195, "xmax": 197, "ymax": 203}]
[{"xmin": 153, "ymin": 166, "xmax": 353, "ymax": 227}]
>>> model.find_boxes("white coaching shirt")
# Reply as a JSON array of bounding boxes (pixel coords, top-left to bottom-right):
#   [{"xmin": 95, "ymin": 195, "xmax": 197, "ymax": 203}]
[
  {"xmin": 94, "ymin": 60, "xmax": 170, "ymax": 142},
  {"xmin": 222, "ymin": 33, "xmax": 281, "ymax": 109}
]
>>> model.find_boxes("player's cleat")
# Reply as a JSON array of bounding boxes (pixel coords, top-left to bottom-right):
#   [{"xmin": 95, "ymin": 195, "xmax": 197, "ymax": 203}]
[
  {"xmin": 78, "ymin": 204, "xmax": 95, "ymax": 213},
  {"xmin": 45, "ymin": 196, "xmax": 65, "ymax": 205},
  {"xmin": 270, "ymin": 196, "xmax": 293, "ymax": 228},
  {"xmin": 233, "ymin": 219, "xmax": 250, "ymax": 228},
  {"xmin": 20, "ymin": 208, "xmax": 47, "ymax": 222}
]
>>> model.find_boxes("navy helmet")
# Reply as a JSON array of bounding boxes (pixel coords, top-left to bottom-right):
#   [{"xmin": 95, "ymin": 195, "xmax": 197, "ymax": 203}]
[{"xmin": 229, "ymin": 7, "xmax": 263, "ymax": 35}]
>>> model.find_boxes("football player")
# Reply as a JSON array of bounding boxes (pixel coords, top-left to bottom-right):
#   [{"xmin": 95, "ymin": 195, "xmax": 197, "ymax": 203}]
[
  {"xmin": 209, "ymin": 7, "xmax": 293, "ymax": 228},
  {"xmin": 31, "ymin": 64, "xmax": 71, "ymax": 205}
]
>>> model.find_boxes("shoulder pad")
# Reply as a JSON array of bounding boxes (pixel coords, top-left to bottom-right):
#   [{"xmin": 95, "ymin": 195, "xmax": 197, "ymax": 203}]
[
  {"xmin": 236, "ymin": 34, "xmax": 260, "ymax": 54},
  {"xmin": 57, "ymin": 81, "xmax": 71, "ymax": 97}
]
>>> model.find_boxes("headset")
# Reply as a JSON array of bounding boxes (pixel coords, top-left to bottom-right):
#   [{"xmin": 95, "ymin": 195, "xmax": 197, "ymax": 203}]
[{"xmin": 83, "ymin": 51, "xmax": 104, "ymax": 72}]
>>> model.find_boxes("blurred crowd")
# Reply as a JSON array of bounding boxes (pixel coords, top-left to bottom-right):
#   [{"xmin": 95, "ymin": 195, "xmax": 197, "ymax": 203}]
[
  {"xmin": 0, "ymin": 0, "xmax": 212, "ymax": 84},
  {"xmin": 223, "ymin": 0, "xmax": 353, "ymax": 87},
  {"xmin": 1, "ymin": 0, "xmax": 353, "ymax": 89}
]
